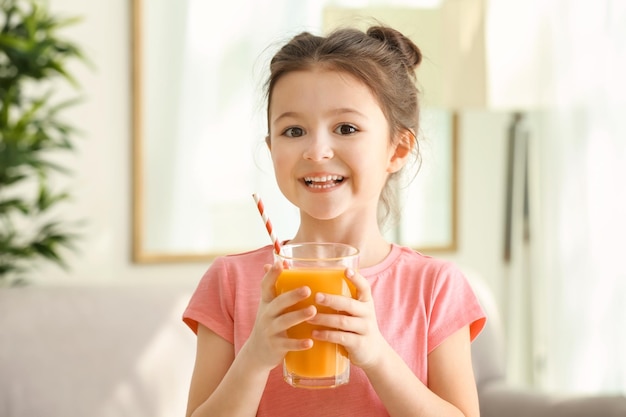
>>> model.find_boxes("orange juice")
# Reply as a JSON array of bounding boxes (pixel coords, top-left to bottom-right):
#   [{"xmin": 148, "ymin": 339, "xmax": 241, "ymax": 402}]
[{"xmin": 275, "ymin": 268, "xmax": 356, "ymax": 379}]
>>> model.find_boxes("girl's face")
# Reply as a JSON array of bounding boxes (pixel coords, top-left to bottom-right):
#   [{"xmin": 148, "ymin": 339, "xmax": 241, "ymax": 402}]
[{"xmin": 267, "ymin": 68, "xmax": 409, "ymax": 223}]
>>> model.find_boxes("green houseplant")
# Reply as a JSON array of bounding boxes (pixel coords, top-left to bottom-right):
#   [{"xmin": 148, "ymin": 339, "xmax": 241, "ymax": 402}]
[{"xmin": 0, "ymin": 0, "xmax": 87, "ymax": 286}]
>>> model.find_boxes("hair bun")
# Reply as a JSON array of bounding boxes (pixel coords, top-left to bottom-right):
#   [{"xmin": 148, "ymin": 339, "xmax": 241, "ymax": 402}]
[{"xmin": 366, "ymin": 26, "xmax": 422, "ymax": 71}]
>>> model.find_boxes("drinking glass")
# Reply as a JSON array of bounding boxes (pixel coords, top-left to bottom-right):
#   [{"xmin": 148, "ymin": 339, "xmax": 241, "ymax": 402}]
[{"xmin": 275, "ymin": 242, "xmax": 359, "ymax": 389}]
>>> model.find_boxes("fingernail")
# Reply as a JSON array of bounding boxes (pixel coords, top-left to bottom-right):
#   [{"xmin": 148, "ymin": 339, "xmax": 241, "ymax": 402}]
[
  {"xmin": 315, "ymin": 293, "xmax": 325, "ymax": 303},
  {"xmin": 345, "ymin": 268, "xmax": 355, "ymax": 278}
]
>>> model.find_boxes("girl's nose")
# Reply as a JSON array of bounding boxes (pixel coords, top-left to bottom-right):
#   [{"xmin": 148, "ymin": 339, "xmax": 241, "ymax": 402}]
[{"xmin": 302, "ymin": 134, "xmax": 334, "ymax": 161}]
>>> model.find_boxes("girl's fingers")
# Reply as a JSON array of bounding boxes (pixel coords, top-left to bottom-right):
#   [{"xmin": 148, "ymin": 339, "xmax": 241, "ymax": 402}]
[
  {"xmin": 307, "ymin": 269, "xmax": 371, "ymax": 316},
  {"xmin": 315, "ymin": 292, "xmax": 365, "ymax": 316},
  {"xmin": 345, "ymin": 268, "xmax": 372, "ymax": 302},
  {"xmin": 259, "ymin": 266, "xmax": 375, "ymax": 360},
  {"xmin": 260, "ymin": 261, "xmax": 282, "ymax": 302},
  {"xmin": 273, "ymin": 286, "xmax": 312, "ymax": 312},
  {"xmin": 271, "ymin": 305, "xmax": 317, "ymax": 353},
  {"xmin": 308, "ymin": 311, "xmax": 364, "ymax": 334},
  {"xmin": 282, "ymin": 337, "xmax": 314, "ymax": 352},
  {"xmin": 275, "ymin": 304, "xmax": 317, "ymax": 332},
  {"xmin": 311, "ymin": 328, "xmax": 358, "ymax": 347},
  {"xmin": 270, "ymin": 284, "xmax": 317, "ymax": 334},
  {"xmin": 307, "ymin": 268, "xmax": 378, "ymax": 355}
]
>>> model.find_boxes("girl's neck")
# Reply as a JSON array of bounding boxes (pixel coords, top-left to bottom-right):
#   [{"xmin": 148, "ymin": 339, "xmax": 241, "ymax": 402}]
[{"xmin": 290, "ymin": 217, "xmax": 392, "ymax": 268}]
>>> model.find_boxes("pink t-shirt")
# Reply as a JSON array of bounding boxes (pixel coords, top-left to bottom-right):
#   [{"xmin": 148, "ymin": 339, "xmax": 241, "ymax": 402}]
[{"xmin": 183, "ymin": 244, "xmax": 485, "ymax": 417}]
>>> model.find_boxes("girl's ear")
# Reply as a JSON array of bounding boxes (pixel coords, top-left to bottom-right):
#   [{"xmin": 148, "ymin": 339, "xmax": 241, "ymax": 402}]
[
  {"xmin": 387, "ymin": 129, "xmax": 415, "ymax": 173},
  {"xmin": 265, "ymin": 135, "xmax": 271, "ymax": 150}
]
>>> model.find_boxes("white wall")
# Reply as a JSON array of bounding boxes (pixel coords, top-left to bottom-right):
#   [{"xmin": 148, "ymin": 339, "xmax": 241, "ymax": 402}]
[
  {"xmin": 40, "ymin": 0, "xmax": 206, "ymax": 286},
  {"xmin": 449, "ymin": 110, "xmax": 511, "ymax": 300},
  {"xmin": 41, "ymin": 0, "xmax": 509, "ymax": 292}
]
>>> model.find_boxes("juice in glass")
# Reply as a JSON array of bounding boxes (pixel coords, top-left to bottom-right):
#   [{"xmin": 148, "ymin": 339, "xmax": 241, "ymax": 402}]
[{"xmin": 275, "ymin": 243, "xmax": 359, "ymax": 389}]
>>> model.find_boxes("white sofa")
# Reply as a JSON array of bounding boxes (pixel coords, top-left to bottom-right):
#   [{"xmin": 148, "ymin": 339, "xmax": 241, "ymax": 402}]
[
  {"xmin": 0, "ymin": 284, "xmax": 197, "ymax": 417},
  {"xmin": 1, "ymin": 280, "xmax": 625, "ymax": 417},
  {"xmin": 469, "ymin": 275, "xmax": 626, "ymax": 417}
]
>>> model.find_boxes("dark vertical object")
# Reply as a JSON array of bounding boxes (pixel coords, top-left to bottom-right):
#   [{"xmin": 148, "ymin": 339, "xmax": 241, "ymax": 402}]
[
  {"xmin": 503, "ymin": 112, "xmax": 529, "ymax": 261},
  {"xmin": 522, "ymin": 135, "xmax": 531, "ymax": 243},
  {"xmin": 504, "ymin": 113, "xmax": 520, "ymax": 262}
]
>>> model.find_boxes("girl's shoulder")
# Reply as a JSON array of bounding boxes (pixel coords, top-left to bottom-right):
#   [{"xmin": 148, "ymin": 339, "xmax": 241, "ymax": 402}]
[
  {"xmin": 363, "ymin": 243, "xmax": 460, "ymax": 278},
  {"xmin": 210, "ymin": 244, "xmax": 274, "ymax": 266},
  {"xmin": 222, "ymin": 244, "xmax": 275, "ymax": 263},
  {"xmin": 201, "ymin": 244, "xmax": 274, "ymax": 283}
]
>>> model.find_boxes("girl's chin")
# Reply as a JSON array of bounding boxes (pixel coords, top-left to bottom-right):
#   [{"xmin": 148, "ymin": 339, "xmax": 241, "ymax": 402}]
[{"xmin": 301, "ymin": 207, "xmax": 344, "ymax": 222}]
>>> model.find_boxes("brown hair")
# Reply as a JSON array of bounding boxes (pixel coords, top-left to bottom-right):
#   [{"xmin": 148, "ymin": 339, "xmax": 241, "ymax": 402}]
[{"xmin": 265, "ymin": 25, "xmax": 423, "ymax": 226}]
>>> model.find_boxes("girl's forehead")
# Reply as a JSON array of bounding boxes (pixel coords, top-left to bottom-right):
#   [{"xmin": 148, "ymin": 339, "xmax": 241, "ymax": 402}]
[
  {"xmin": 269, "ymin": 73, "xmax": 390, "ymax": 132},
  {"xmin": 270, "ymin": 68, "xmax": 382, "ymax": 110},
  {"xmin": 275, "ymin": 67, "xmax": 363, "ymax": 87}
]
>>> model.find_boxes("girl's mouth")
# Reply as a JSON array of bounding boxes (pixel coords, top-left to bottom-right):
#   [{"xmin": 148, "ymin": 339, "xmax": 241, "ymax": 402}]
[{"xmin": 303, "ymin": 175, "xmax": 344, "ymax": 189}]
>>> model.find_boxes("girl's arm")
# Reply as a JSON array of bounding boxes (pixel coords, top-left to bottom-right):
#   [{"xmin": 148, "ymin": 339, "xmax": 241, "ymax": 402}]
[
  {"xmin": 185, "ymin": 325, "xmax": 270, "ymax": 417},
  {"xmin": 363, "ymin": 325, "xmax": 480, "ymax": 417},
  {"xmin": 311, "ymin": 268, "xmax": 480, "ymax": 417},
  {"xmin": 186, "ymin": 261, "xmax": 317, "ymax": 417}
]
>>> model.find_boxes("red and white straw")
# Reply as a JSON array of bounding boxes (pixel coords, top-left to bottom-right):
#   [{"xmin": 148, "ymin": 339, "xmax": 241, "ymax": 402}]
[{"xmin": 252, "ymin": 193, "xmax": 283, "ymax": 256}]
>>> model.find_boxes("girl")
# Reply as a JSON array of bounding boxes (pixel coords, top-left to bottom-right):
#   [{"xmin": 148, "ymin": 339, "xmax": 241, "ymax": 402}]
[{"xmin": 183, "ymin": 25, "xmax": 485, "ymax": 417}]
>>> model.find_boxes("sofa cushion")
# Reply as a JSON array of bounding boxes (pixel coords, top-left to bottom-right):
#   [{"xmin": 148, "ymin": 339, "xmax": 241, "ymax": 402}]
[{"xmin": 0, "ymin": 284, "xmax": 196, "ymax": 417}]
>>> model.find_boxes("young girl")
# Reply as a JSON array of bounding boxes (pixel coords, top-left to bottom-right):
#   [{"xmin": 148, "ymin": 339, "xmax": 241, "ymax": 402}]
[{"xmin": 183, "ymin": 25, "xmax": 485, "ymax": 417}]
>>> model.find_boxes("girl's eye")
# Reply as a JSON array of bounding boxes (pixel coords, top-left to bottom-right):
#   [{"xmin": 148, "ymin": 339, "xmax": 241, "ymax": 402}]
[
  {"xmin": 335, "ymin": 124, "xmax": 358, "ymax": 135},
  {"xmin": 283, "ymin": 127, "xmax": 305, "ymax": 138}
]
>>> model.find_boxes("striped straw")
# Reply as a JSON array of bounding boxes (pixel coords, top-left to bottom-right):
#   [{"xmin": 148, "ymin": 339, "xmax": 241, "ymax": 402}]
[{"xmin": 252, "ymin": 193, "xmax": 283, "ymax": 256}]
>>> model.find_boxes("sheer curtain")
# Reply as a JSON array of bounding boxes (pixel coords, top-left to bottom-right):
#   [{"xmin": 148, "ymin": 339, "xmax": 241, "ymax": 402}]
[
  {"xmin": 491, "ymin": 0, "xmax": 626, "ymax": 394},
  {"xmin": 537, "ymin": 0, "xmax": 626, "ymax": 393}
]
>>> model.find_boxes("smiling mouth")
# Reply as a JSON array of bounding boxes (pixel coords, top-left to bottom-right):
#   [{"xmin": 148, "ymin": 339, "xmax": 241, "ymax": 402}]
[{"xmin": 303, "ymin": 175, "xmax": 345, "ymax": 189}]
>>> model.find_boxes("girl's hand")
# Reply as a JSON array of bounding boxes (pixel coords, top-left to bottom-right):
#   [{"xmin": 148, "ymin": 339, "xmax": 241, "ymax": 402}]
[
  {"xmin": 308, "ymin": 268, "xmax": 386, "ymax": 370},
  {"xmin": 243, "ymin": 261, "xmax": 317, "ymax": 370}
]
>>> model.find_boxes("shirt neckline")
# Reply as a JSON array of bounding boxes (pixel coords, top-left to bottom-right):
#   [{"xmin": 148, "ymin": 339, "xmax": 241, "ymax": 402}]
[{"xmin": 359, "ymin": 243, "xmax": 403, "ymax": 278}]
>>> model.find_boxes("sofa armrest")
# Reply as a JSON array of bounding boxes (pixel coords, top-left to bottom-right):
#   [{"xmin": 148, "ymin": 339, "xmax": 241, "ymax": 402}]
[
  {"xmin": 0, "ymin": 285, "xmax": 197, "ymax": 417},
  {"xmin": 479, "ymin": 383, "xmax": 626, "ymax": 417}
]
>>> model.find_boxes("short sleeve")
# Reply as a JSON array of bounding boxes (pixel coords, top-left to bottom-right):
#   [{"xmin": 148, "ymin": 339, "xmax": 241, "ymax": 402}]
[
  {"xmin": 182, "ymin": 257, "xmax": 235, "ymax": 344},
  {"xmin": 427, "ymin": 263, "xmax": 486, "ymax": 353}
]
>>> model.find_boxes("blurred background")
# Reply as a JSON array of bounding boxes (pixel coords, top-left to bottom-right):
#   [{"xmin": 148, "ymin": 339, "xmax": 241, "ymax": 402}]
[{"xmin": 4, "ymin": 0, "xmax": 625, "ymax": 408}]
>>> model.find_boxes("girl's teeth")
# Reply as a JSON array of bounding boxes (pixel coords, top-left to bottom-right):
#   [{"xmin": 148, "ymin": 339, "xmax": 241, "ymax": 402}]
[
  {"xmin": 304, "ymin": 175, "xmax": 344, "ymax": 188},
  {"xmin": 304, "ymin": 175, "xmax": 343, "ymax": 183}
]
